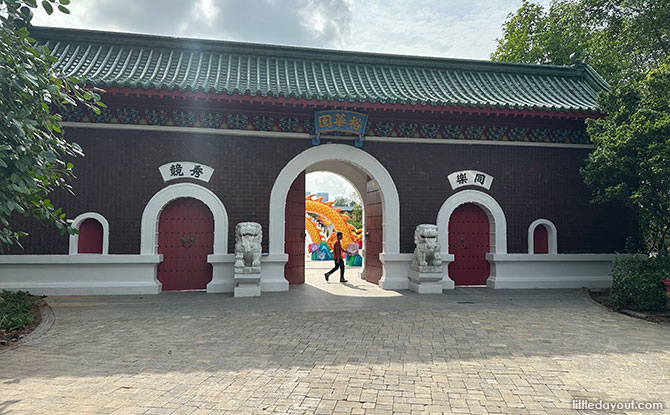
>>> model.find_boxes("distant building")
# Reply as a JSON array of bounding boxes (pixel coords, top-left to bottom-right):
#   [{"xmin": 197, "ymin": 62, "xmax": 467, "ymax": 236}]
[
  {"xmin": 333, "ymin": 205, "xmax": 354, "ymax": 214},
  {"xmin": 311, "ymin": 192, "xmax": 329, "ymax": 202}
]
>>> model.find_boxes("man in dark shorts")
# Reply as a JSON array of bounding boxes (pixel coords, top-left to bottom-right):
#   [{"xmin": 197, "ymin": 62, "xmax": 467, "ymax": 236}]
[{"xmin": 324, "ymin": 232, "xmax": 347, "ymax": 283}]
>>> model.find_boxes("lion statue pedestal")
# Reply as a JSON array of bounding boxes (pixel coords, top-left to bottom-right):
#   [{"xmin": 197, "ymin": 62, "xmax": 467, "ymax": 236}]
[
  {"xmin": 233, "ymin": 222, "xmax": 262, "ymax": 297},
  {"xmin": 408, "ymin": 224, "xmax": 444, "ymax": 294}
]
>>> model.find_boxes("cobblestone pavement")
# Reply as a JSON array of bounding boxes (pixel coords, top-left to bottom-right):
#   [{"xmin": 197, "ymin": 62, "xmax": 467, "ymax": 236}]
[{"xmin": 1, "ymin": 262, "xmax": 669, "ymax": 414}]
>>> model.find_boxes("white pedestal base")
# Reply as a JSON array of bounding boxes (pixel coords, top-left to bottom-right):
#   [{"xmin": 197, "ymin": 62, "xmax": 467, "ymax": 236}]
[
  {"xmin": 207, "ymin": 254, "xmax": 235, "ymax": 293},
  {"xmin": 234, "ymin": 273, "xmax": 261, "ymax": 297},
  {"xmin": 234, "ymin": 283, "xmax": 261, "ymax": 297},
  {"xmin": 408, "ymin": 269, "xmax": 444, "ymax": 294}
]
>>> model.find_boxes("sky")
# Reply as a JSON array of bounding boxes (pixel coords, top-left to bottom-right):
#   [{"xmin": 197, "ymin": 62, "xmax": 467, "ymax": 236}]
[
  {"xmin": 31, "ymin": 0, "xmax": 552, "ymax": 199},
  {"xmin": 31, "ymin": 0, "xmax": 552, "ymax": 60},
  {"xmin": 306, "ymin": 172, "xmax": 360, "ymax": 203}
]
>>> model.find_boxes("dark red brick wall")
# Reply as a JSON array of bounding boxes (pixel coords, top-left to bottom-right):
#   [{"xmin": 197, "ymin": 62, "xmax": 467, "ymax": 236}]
[
  {"xmin": 359, "ymin": 140, "xmax": 636, "ymax": 253},
  {"xmin": 10, "ymin": 127, "xmax": 636, "ymax": 255},
  {"xmin": 9, "ymin": 128, "xmax": 311, "ymax": 254}
]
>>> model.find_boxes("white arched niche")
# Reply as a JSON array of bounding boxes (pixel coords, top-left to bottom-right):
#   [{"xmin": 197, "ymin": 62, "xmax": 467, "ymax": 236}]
[
  {"xmin": 528, "ymin": 219, "xmax": 558, "ymax": 254},
  {"xmin": 69, "ymin": 212, "xmax": 110, "ymax": 255}
]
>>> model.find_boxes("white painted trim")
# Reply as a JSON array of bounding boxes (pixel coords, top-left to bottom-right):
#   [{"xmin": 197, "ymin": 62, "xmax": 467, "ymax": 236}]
[
  {"xmin": 69, "ymin": 212, "xmax": 109, "ymax": 255},
  {"xmin": 0, "ymin": 254, "xmax": 162, "ymax": 295},
  {"xmin": 269, "ymin": 144, "xmax": 400, "ymax": 255},
  {"xmin": 528, "ymin": 219, "xmax": 558, "ymax": 254},
  {"xmin": 206, "ymin": 254, "xmax": 236, "ymax": 293},
  {"xmin": 485, "ymin": 253, "xmax": 616, "ymax": 289},
  {"xmin": 140, "ymin": 182, "xmax": 228, "ymax": 255},
  {"xmin": 378, "ymin": 253, "xmax": 413, "ymax": 290},
  {"xmin": 0, "ymin": 254, "xmax": 161, "ymax": 264},
  {"xmin": 436, "ymin": 190, "xmax": 507, "ymax": 255},
  {"xmin": 259, "ymin": 253, "xmax": 290, "ymax": 292},
  {"xmin": 62, "ymin": 122, "xmax": 595, "ymax": 149},
  {"xmin": 488, "ymin": 253, "xmax": 615, "ymax": 262}
]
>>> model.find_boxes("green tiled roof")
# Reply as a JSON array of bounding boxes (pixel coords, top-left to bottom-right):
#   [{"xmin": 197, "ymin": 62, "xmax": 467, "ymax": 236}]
[{"xmin": 33, "ymin": 27, "xmax": 608, "ymax": 113}]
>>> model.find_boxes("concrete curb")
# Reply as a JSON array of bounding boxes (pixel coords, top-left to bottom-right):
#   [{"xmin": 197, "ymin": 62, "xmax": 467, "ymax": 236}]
[{"xmin": 583, "ymin": 288, "xmax": 670, "ymax": 327}]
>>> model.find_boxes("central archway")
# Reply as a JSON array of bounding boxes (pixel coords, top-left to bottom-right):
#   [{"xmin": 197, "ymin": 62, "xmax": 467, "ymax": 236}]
[{"xmin": 268, "ymin": 144, "xmax": 401, "ymax": 291}]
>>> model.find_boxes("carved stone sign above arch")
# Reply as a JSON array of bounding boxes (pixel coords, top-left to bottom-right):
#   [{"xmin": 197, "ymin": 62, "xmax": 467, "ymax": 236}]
[
  {"xmin": 159, "ymin": 162, "xmax": 214, "ymax": 182},
  {"xmin": 447, "ymin": 170, "xmax": 493, "ymax": 190}
]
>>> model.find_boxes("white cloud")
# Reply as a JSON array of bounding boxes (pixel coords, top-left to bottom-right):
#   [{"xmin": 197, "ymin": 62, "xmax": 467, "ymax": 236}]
[
  {"xmin": 30, "ymin": 0, "xmax": 553, "ymax": 60},
  {"xmin": 306, "ymin": 172, "xmax": 359, "ymax": 202},
  {"xmin": 31, "ymin": 0, "xmax": 353, "ymax": 47}
]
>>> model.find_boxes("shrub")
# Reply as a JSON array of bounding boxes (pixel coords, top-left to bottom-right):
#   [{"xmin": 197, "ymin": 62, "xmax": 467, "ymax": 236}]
[
  {"xmin": 0, "ymin": 290, "xmax": 36, "ymax": 330},
  {"xmin": 610, "ymin": 255, "xmax": 669, "ymax": 312}
]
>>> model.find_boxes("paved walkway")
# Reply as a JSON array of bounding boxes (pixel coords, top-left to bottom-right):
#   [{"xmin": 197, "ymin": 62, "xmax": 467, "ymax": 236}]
[{"xmin": 1, "ymin": 261, "xmax": 669, "ymax": 414}]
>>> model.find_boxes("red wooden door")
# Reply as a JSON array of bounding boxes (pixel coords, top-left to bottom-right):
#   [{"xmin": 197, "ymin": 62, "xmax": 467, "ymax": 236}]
[
  {"xmin": 157, "ymin": 198, "xmax": 214, "ymax": 291},
  {"xmin": 534, "ymin": 224, "xmax": 549, "ymax": 254},
  {"xmin": 285, "ymin": 171, "xmax": 306, "ymax": 285},
  {"xmin": 448, "ymin": 203, "xmax": 490, "ymax": 286},
  {"xmin": 78, "ymin": 218, "xmax": 103, "ymax": 254},
  {"xmin": 365, "ymin": 179, "xmax": 383, "ymax": 284}
]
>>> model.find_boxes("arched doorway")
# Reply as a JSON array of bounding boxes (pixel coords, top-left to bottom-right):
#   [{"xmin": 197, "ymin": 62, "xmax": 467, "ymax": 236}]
[
  {"xmin": 294, "ymin": 171, "xmax": 366, "ymax": 286},
  {"xmin": 157, "ymin": 198, "xmax": 214, "ymax": 290},
  {"xmin": 140, "ymin": 182, "xmax": 229, "ymax": 293},
  {"xmin": 269, "ymin": 144, "xmax": 402, "ymax": 291},
  {"xmin": 436, "ymin": 190, "xmax": 507, "ymax": 288},
  {"xmin": 448, "ymin": 203, "xmax": 490, "ymax": 285}
]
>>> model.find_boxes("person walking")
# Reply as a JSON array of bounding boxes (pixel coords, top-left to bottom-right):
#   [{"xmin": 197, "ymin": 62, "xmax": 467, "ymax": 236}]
[{"xmin": 324, "ymin": 232, "xmax": 347, "ymax": 283}]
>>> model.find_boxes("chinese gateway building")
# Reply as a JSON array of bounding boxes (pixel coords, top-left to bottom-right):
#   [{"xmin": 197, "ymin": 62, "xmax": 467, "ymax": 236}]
[{"xmin": 0, "ymin": 27, "xmax": 635, "ymax": 295}]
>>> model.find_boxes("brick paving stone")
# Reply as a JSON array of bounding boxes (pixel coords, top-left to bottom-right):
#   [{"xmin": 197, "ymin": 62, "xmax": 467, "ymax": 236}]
[{"xmin": 1, "ymin": 264, "xmax": 669, "ymax": 414}]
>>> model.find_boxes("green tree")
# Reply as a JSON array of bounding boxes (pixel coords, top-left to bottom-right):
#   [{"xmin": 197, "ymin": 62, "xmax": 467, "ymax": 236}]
[
  {"xmin": 491, "ymin": 0, "xmax": 590, "ymax": 66},
  {"xmin": 332, "ymin": 194, "xmax": 363, "ymax": 229},
  {"xmin": 348, "ymin": 203, "xmax": 362, "ymax": 230},
  {"xmin": 492, "ymin": 0, "xmax": 670, "ymax": 254},
  {"xmin": 333, "ymin": 196, "xmax": 351, "ymax": 206},
  {"xmin": 491, "ymin": 0, "xmax": 670, "ymax": 81},
  {"xmin": 0, "ymin": 0, "xmax": 104, "ymax": 249},
  {"xmin": 583, "ymin": 60, "xmax": 670, "ymax": 253}
]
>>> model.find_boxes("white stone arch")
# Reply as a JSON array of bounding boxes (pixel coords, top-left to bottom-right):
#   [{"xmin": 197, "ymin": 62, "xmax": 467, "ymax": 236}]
[
  {"xmin": 140, "ymin": 182, "xmax": 228, "ymax": 255},
  {"xmin": 69, "ymin": 212, "xmax": 109, "ymax": 255},
  {"xmin": 268, "ymin": 144, "xmax": 402, "ymax": 289},
  {"xmin": 436, "ymin": 189, "xmax": 507, "ymax": 255},
  {"xmin": 269, "ymin": 144, "xmax": 399, "ymax": 255},
  {"xmin": 528, "ymin": 219, "xmax": 558, "ymax": 254}
]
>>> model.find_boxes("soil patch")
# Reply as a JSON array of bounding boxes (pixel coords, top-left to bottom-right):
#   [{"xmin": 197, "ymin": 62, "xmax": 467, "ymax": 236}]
[{"xmin": 589, "ymin": 289, "xmax": 670, "ymax": 327}]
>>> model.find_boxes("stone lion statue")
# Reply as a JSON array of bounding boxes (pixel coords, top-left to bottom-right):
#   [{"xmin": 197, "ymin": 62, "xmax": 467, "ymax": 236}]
[
  {"xmin": 234, "ymin": 222, "xmax": 262, "ymax": 273},
  {"xmin": 411, "ymin": 224, "xmax": 443, "ymax": 272}
]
